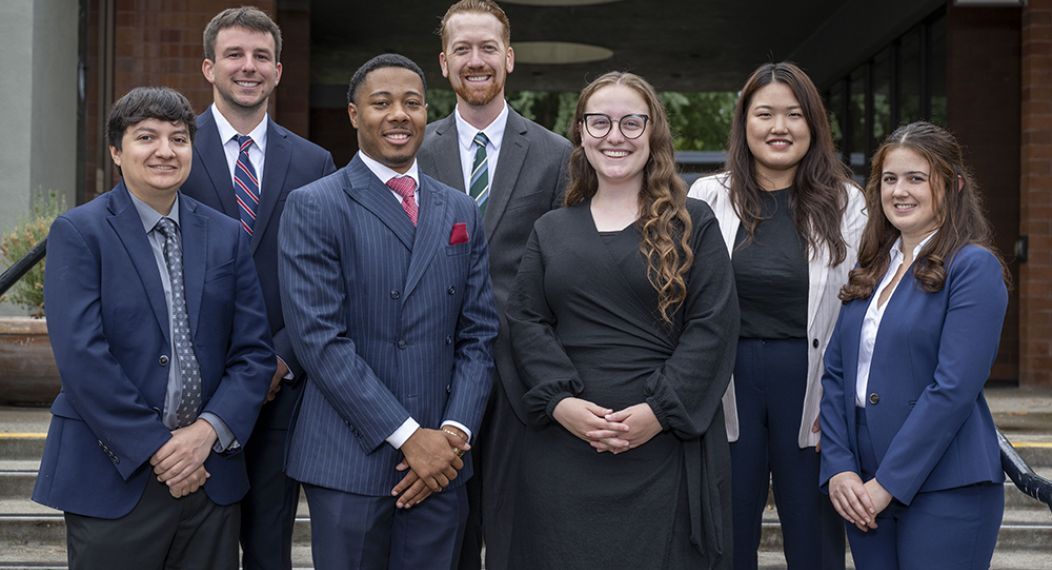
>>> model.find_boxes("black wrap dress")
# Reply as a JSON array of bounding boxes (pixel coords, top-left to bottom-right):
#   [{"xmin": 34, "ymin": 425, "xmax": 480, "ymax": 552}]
[{"xmin": 506, "ymin": 198, "xmax": 739, "ymax": 569}]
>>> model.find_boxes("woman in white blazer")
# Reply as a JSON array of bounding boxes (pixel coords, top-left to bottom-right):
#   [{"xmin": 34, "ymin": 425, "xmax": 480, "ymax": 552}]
[{"xmin": 688, "ymin": 62, "xmax": 866, "ymax": 570}]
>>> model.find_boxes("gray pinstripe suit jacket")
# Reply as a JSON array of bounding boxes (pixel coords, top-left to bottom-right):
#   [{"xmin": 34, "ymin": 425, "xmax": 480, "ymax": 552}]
[{"xmin": 278, "ymin": 154, "xmax": 499, "ymax": 496}]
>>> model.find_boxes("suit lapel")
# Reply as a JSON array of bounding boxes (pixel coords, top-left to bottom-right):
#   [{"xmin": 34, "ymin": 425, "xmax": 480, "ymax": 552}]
[
  {"xmin": 178, "ymin": 199, "xmax": 207, "ymax": 338},
  {"xmin": 193, "ymin": 112, "xmax": 238, "ymax": 218},
  {"xmin": 342, "ymin": 156, "xmax": 415, "ymax": 251},
  {"xmin": 404, "ymin": 176, "xmax": 448, "ymax": 301},
  {"xmin": 431, "ymin": 115, "xmax": 467, "ymax": 193},
  {"xmin": 253, "ymin": 119, "xmax": 291, "ymax": 254},
  {"xmin": 105, "ymin": 183, "xmax": 170, "ymax": 346},
  {"xmin": 485, "ymin": 109, "xmax": 529, "ymax": 239}
]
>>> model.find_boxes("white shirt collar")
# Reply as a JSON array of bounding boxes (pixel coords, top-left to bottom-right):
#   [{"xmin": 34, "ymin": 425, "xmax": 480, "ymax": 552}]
[
  {"xmin": 358, "ymin": 151, "xmax": 420, "ymax": 188},
  {"xmin": 454, "ymin": 100, "xmax": 509, "ymax": 152},
  {"xmin": 210, "ymin": 104, "xmax": 268, "ymax": 150},
  {"xmin": 889, "ymin": 230, "xmax": 938, "ymax": 263}
]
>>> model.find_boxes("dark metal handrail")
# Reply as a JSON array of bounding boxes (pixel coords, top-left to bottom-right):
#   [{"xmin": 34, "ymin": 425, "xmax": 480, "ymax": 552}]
[
  {"xmin": 0, "ymin": 238, "xmax": 47, "ymax": 299},
  {"xmin": 999, "ymin": 430, "xmax": 1052, "ymax": 513}
]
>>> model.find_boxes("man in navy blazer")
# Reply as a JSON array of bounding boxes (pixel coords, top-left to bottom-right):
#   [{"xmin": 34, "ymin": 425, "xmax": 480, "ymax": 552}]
[
  {"xmin": 33, "ymin": 87, "xmax": 273, "ymax": 569},
  {"xmin": 279, "ymin": 53, "xmax": 498, "ymax": 569},
  {"xmin": 178, "ymin": 9, "xmax": 336, "ymax": 569}
]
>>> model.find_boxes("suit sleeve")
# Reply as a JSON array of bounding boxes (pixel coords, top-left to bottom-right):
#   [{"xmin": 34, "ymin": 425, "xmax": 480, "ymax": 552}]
[
  {"xmin": 643, "ymin": 210, "xmax": 740, "ymax": 439},
  {"xmin": 874, "ymin": 248, "xmax": 1008, "ymax": 504},
  {"xmin": 43, "ymin": 216, "xmax": 171, "ymax": 480},
  {"xmin": 279, "ymin": 187, "xmax": 412, "ymax": 452},
  {"xmin": 819, "ymin": 308, "xmax": 861, "ymax": 491},
  {"xmin": 551, "ymin": 143, "xmax": 571, "ymax": 210},
  {"xmin": 199, "ymin": 228, "xmax": 274, "ymax": 447},
  {"xmin": 271, "ymin": 150, "xmax": 339, "ymax": 382},
  {"xmin": 443, "ymin": 203, "xmax": 499, "ymax": 437}
]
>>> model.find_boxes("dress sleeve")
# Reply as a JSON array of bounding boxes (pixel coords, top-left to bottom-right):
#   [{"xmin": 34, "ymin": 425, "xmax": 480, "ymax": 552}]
[
  {"xmin": 506, "ymin": 226, "xmax": 584, "ymax": 426},
  {"xmin": 643, "ymin": 207, "xmax": 740, "ymax": 438}
]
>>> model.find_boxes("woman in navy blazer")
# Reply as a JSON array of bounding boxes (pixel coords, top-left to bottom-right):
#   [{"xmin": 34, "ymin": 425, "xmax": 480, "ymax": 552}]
[{"xmin": 819, "ymin": 121, "xmax": 1010, "ymax": 569}]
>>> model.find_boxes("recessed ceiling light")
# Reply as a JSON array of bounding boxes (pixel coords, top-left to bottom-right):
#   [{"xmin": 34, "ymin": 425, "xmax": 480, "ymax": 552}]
[{"xmin": 513, "ymin": 41, "xmax": 613, "ymax": 64}]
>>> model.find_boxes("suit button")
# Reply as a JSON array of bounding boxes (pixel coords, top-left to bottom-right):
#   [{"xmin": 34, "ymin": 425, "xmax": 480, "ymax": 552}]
[
  {"xmin": 446, "ymin": 384, "xmax": 452, "ymax": 393},
  {"xmin": 448, "ymin": 287, "xmax": 456, "ymax": 295},
  {"xmin": 390, "ymin": 290, "xmax": 400, "ymax": 300},
  {"xmin": 445, "ymin": 336, "xmax": 452, "ymax": 345},
  {"xmin": 397, "ymin": 340, "xmax": 407, "ymax": 349},
  {"xmin": 869, "ymin": 392, "xmax": 880, "ymax": 405},
  {"xmin": 812, "ymin": 338, "xmax": 820, "ymax": 348},
  {"xmin": 159, "ymin": 355, "xmax": 169, "ymax": 366}
]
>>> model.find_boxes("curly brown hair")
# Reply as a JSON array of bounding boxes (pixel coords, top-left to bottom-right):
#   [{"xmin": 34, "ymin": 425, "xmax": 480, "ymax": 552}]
[
  {"xmin": 726, "ymin": 62, "xmax": 854, "ymax": 265},
  {"xmin": 564, "ymin": 72, "xmax": 693, "ymax": 324},
  {"xmin": 839, "ymin": 121, "xmax": 1010, "ymax": 301}
]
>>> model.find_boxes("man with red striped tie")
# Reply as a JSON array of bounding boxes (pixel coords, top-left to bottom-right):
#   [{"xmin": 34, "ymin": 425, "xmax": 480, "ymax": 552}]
[{"xmin": 179, "ymin": 7, "xmax": 336, "ymax": 570}]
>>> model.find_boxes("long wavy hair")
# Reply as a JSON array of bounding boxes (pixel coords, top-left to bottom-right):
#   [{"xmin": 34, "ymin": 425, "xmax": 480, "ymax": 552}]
[
  {"xmin": 840, "ymin": 121, "xmax": 1010, "ymax": 301},
  {"xmin": 565, "ymin": 72, "xmax": 693, "ymax": 324},
  {"xmin": 726, "ymin": 62, "xmax": 854, "ymax": 265}
]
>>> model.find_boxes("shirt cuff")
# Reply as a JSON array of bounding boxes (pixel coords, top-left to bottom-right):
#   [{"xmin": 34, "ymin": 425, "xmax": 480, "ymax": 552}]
[
  {"xmin": 386, "ymin": 418, "xmax": 420, "ymax": 449},
  {"xmin": 277, "ymin": 355, "xmax": 295, "ymax": 382},
  {"xmin": 440, "ymin": 420, "xmax": 472, "ymax": 442},
  {"xmin": 199, "ymin": 412, "xmax": 240, "ymax": 453}
]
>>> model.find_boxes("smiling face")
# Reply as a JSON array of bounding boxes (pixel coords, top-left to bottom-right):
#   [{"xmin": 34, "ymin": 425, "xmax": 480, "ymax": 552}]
[
  {"xmin": 580, "ymin": 84, "xmax": 651, "ymax": 186},
  {"xmin": 110, "ymin": 118, "xmax": 192, "ymax": 204},
  {"xmin": 880, "ymin": 146, "xmax": 941, "ymax": 243},
  {"xmin": 439, "ymin": 11, "xmax": 513, "ymax": 108},
  {"xmin": 745, "ymin": 81, "xmax": 811, "ymax": 186},
  {"xmin": 203, "ymin": 26, "xmax": 282, "ymax": 116},
  {"xmin": 348, "ymin": 66, "xmax": 427, "ymax": 173}
]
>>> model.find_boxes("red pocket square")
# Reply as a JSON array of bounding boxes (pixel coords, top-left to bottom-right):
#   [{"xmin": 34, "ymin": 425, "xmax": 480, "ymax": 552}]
[{"xmin": 449, "ymin": 222, "xmax": 469, "ymax": 245}]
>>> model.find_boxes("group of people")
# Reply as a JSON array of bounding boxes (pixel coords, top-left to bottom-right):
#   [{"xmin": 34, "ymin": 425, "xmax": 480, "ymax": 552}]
[{"xmin": 30, "ymin": 1, "xmax": 1010, "ymax": 569}]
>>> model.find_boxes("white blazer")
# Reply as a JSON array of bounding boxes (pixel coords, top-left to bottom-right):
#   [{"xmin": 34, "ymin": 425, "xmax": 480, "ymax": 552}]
[{"xmin": 688, "ymin": 173, "xmax": 867, "ymax": 448}]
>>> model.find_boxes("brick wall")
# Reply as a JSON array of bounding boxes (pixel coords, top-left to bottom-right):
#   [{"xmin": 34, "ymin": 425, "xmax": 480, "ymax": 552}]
[{"xmin": 1021, "ymin": 0, "xmax": 1052, "ymax": 386}]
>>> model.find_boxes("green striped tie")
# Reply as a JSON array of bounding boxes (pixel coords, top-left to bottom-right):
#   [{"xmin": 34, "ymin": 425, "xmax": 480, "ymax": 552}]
[{"xmin": 470, "ymin": 131, "xmax": 490, "ymax": 214}]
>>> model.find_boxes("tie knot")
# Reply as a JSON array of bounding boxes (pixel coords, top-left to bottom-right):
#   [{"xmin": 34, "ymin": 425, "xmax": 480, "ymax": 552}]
[
  {"xmin": 386, "ymin": 176, "xmax": 417, "ymax": 198},
  {"xmin": 155, "ymin": 216, "xmax": 178, "ymax": 238},
  {"xmin": 473, "ymin": 131, "xmax": 489, "ymax": 148},
  {"xmin": 237, "ymin": 135, "xmax": 254, "ymax": 153}
]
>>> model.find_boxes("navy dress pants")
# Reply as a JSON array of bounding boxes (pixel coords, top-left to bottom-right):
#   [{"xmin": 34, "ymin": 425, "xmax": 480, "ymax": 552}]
[
  {"xmin": 847, "ymin": 409, "xmax": 1004, "ymax": 570},
  {"xmin": 730, "ymin": 338, "xmax": 845, "ymax": 570}
]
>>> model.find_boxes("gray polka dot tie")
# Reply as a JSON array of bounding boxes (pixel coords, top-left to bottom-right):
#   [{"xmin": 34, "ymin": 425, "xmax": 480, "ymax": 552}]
[{"xmin": 155, "ymin": 217, "xmax": 202, "ymax": 428}]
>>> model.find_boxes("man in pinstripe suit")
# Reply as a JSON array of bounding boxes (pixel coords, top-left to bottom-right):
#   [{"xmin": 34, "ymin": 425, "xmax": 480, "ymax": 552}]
[{"xmin": 278, "ymin": 53, "xmax": 499, "ymax": 569}]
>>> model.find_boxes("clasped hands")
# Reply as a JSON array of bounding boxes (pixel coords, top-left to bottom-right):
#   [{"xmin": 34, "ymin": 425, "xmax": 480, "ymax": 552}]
[
  {"xmin": 553, "ymin": 397, "xmax": 661, "ymax": 454},
  {"xmin": 149, "ymin": 418, "xmax": 218, "ymax": 499},
  {"xmin": 828, "ymin": 471, "xmax": 894, "ymax": 532},
  {"xmin": 391, "ymin": 427, "xmax": 470, "ymax": 510}
]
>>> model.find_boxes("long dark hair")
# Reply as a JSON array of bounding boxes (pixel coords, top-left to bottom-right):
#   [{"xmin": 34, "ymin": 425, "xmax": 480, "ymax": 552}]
[
  {"xmin": 726, "ymin": 62, "xmax": 853, "ymax": 265},
  {"xmin": 565, "ymin": 72, "xmax": 693, "ymax": 324},
  {"xmin": 840, "ymin": 121, "xmax": 1010, "ymax": 301}
]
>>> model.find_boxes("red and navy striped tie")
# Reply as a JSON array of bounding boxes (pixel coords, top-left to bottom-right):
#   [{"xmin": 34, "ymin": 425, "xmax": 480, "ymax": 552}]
[{"xmin": 234, "ymin": 135, "xmax": 260, "ymax": 236}]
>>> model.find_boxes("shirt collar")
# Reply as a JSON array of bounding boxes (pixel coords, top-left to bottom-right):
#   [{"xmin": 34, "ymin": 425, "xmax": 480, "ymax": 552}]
[
  {"xmin": 357, "ymin": 151, "xmax": 419, "ymax": 188},
  {"xmin": 889, "ymin": 230, "xmax": 937, "ymax": 262},
  {"xmin": 128, "ymin": 191, "xmax": 181, "ymax": 234},
  {"xmin": 454, "ymin": 100, "xmax": 509, "ymax": 152},
  {"xmin": 210, "ymin": 104, "xmax": 268, "ymax": 151}
]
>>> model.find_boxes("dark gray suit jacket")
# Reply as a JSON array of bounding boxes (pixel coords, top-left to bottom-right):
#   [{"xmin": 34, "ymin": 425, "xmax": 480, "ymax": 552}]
[{"xmin": 418, "ymin": 108, "xmax": 571, "ymax": 423}]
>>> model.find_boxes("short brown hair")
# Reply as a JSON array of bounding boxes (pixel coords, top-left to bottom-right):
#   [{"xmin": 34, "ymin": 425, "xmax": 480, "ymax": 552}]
[
  {"xmin": 203, "ymin": 6, "xmax": 282, "ymax": 63},
  {"xmin": 439, "ymin": 0, "xmax": 511, "ymax": 48},
  {"xmin": 107, "ymin": 87, "xmax": 196, "ymax": 150}
]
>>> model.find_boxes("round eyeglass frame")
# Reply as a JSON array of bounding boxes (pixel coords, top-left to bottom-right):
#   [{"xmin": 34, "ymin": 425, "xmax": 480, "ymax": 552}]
[{"xmin": 581, "ymin": 113, "xmax": 650, "ymax": 140}]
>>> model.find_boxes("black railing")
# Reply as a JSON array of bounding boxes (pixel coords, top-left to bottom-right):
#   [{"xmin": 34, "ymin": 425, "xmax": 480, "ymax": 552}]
[
  {"xmin": 0, "ymin": 238, "xmax": 46, "ymax": 299},
  {"xmin": 0, "ymin": 234, "xmax": 1051, "ymax": 513}
]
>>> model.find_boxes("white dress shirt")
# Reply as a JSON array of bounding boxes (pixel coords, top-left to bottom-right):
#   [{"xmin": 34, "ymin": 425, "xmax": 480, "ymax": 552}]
[
  {"xmin": 210, "ymin": 105, "xmax": 268, "ymax": 191},
  {"xmin": 454, "ymin": 101, "xmax": 508, "ymax": 192},
  {"xmin": 855, "ymin": 232, "xmax": 937, "ymax": 407},
  {"xmin": 356, "ymin": 151, "xmax": 473, "ymax": 448}
]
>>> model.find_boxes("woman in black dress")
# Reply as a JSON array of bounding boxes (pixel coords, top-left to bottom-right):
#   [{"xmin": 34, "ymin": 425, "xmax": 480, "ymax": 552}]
[{"xmin": 507, "ymin": 72, "xmax": 740, "ymax": 569}]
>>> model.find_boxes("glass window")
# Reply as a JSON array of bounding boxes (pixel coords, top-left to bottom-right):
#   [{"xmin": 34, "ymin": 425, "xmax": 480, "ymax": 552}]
[
  {"xmin": 849, "ymin": 66, "xmax": 868, "ymax": 176},
  {"xmin": 826, "ymin": 83, "xmax": 845, "ymax": 155},
  {"xmin": 872, "ymin": 47, "xmax": 893, "ymax": 149},
  {"xmin": 899, "ymin": 27, "xmax": 923, "ymax": 124},
  {"xmin": 929, "ymin": 15, "xmax": 947, "ymax": 126}
]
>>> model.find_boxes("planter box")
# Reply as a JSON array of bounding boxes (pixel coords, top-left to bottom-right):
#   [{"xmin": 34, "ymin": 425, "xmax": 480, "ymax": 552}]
[{"xmin": 0, "ymin": 317, "xmax": 59, "ymax": 406}]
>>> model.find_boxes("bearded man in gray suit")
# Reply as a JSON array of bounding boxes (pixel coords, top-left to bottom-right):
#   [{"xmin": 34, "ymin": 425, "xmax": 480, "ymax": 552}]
[{"xmin": 417, "ymin": 2, "xmax": 571, "ymax": 569}]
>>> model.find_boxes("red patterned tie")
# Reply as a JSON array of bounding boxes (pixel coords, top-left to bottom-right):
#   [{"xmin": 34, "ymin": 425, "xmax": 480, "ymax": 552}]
[{"xmin": 387, "ymin": 176, "xmax": 418, "ymax": 226}]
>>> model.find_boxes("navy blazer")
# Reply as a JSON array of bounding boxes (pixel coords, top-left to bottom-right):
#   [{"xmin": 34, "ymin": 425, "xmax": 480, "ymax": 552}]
[
  {"xmin": 181, "ymin": 111, "xmax": 336, "ymax": 430},
  {"xmin": 278, "ymin": 155, "xmax": 499, "ymax": 496},
  {"xmin": 819, "ymin": 245, "xmax": 1007, "ymax": 505},
  {"xmin": 32, "ymin": 182, "xmax": 274, "ymax": 519}
]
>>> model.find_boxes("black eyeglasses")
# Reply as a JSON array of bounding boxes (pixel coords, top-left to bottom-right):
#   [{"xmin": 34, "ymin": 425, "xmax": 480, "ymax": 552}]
[{"xmin": 581, "ymin": 113, "xmax": 650, "ymax": 140}]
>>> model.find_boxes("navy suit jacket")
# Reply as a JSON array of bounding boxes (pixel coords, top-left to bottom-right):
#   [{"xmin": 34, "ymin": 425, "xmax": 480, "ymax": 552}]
[
  {"xmin": 32, "ymin": 182, "xmax": 274, "ymax": 518},
  {"xmin": 819, "ymin": 245, "xmax": 1007, "ymax": 505},
  {"xmin": 278, "ymin": 155, "xmax": 498, "ymax": 496},
  {"xmin": 181, "ymin": 111, "xmax": 336, "ymax": 430}
]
